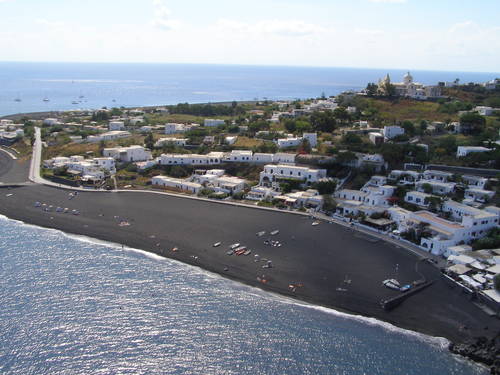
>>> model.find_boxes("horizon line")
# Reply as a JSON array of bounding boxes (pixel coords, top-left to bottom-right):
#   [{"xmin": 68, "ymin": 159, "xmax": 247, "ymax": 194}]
[{"xmin": 0, "ymin": 60, "xmax": 499, "ymax": 76}]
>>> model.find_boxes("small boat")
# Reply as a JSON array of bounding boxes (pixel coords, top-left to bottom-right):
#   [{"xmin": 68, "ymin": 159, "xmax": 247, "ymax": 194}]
[
  {"xmin": 400, "ymin": 284, "xmax": 412, "ymax": 292},
  {"xmin": 172, "ymin": 247, "xmax": 179, "ymax": 252},
  {"xmin": 34, "ymin": 201, "xmax": 41, "ymax": 207},
  {"xmin": 71, "ymin": 100, "xmax": 79, "ymax": 104},
  {"xmin": 234, "ymin": 246, "xmax": 247, "ymax": 252},
  {"xmin": 43, "ymin": 98, "xmax": 50, "ymax": 102},
  {"xmin": 14, "ymin": 98, "xmax": 21, "ymax": 102},
  {"xmin": 243, "ymin": 250, "xmax": 252, "ymax": 256},
  {"xmin": 256, "ymin": 231, "xmax": 266, "ymax": 237},
  {"xmin": 270, "ymin": 230, "xmax": 279, "ymax": 235},
  {"xmin": 229, "ymin": 243, "xmax": 240, "ymax": 250},
  {"xmin": 312, "ymin": 221, "xmax": 320, "ymax": 226},
  {"xmin": 213, "ymin": 242, "xmax": 221, "ymax": 247},
  {"xmin": 382, "ymin": 279, "xmax": 401, "ymax": 291},
  {"xmin": 226, "ymin": 250, "xmax": 234, "ymax": 255}
]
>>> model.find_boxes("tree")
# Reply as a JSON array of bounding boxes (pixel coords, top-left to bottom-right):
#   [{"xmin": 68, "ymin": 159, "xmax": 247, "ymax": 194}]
[
  {"xmin": 295, "ymin": 120, "xmax": 312, "ymax": 133},
  {"xmin": 284, "ymin": 119, "xmax": 297, "ymax": 133},
  {"xmin": 401, "ymin": 120, "xmax": 415, "ymax": 137},
  {"xmin": 98, "ymin": 140, "xmax": 106, "ymax": 156},
  {"xmin": 313, "ymin": 180, "xmax": 337, "ymax": 195},
  {"xmin": 342, "ymin": 133, "xmax": 362, "ymax": 144},
  {"xmin": 421, "ymin": 183, "xmax": 433, "ymax": 194},
  {"xmin": 297, "ymin": 139, "xmax": 312, "ymax": 154},
  {"xmin": 310, "ymin": 111, "xmax": 337, "ymax": 132},
  {"xmin": 494, "ymin": 274, "xmax": 500, "ymax": 292},
  {"xmin": 333, "ymin": 107, "xmax": 350, "ymax": 123},
  {"xmin": 144, "ymin": 132, "xmax": 154, "ymax": 150},
  {"xmin": 322, "ymin": 195, "xmax": 337, "ymax": 214},
  {"xmin": 365, "ymin": 83, "xmax": 378, "ymax": 97},
  {"xmin": 336, "ymin": 151, "xmax": 357, "ymax": 165},
  {"xmin": 383, "ymin": 82, "xmax": 396, "ymax": 98},
  {"xmin": 459, "ymin": 112, "xmax": 486, "ymax": 135}
]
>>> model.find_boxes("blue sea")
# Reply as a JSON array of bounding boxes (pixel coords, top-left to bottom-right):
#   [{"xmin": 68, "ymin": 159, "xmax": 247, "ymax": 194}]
[
  {"xmin": 0, "ymin": 216, "xmax": 488, "ymax": 374},
  {"xmin": 0, "ymin": 62, "xmax": 498, "ymax": 117}
]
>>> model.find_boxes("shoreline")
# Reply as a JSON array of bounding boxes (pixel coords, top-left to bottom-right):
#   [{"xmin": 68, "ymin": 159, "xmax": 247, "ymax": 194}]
[
  {"xmin": 0, "ymin": 210, "xmax": 455, "ymax": 349},
  {"xmin": 0, "ymin": 184, "xmax": 498, "ymax": 347}
]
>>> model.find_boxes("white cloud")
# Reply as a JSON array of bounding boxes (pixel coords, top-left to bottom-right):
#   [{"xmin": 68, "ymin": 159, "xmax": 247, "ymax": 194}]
[
  {"xmin": 368, "ymin": 0, "xmax": 407, "ymax": 3},
  {"xmin": 214, "ymin": 19, "xmax": 331, "ymax": 37},
  {"xmin": 152, "ymin": 0, "xmax": 180, "ymax": 31}
]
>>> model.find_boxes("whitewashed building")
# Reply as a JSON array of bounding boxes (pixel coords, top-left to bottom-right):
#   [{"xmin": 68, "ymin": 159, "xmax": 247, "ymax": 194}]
[
  {"xmin": 86, "ymin": 131, "xmax": 131, "ymax": 143},
  {"xmin": 456, "ymin": 146, "xmax": 491, "ymax": 157},
  {"xmin": 416, "ymin": 180, "xmax": 456, "ymax": 195},
  {"xmin": 103, "ymin": 145, "xmax": 152, "ymax": 162},
  {"xmin": 151, "ymin": 176, "xmax": 202, "ymax": 194},
  {"xmin": 109, "ymin": 121, "xmax": 125, "ymax": 131},
  {"xmin": 259, "ymin": 164, "xmax": 327, "ymax": 187},
  {"xmin": 155, "ymin": 138, "xmax": 188, "ymax": 147},
  {"xmin": 160, "ymin": 152, "xmax": 224, "ymax": 166},
  {"xmin": 382, "ymin": 126, "xmax": 404, "ymax": 140}
]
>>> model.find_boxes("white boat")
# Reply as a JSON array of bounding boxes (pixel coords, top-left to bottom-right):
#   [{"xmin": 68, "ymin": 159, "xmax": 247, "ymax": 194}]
[
  {"xmin": 43, "ymin": 98, "xmax": 50, "ymax": 102},
  {"xmin": 213, "ymin": 242, "xmax": 221, "ymax": 247},
  {"xmin": 312, "ymin": 221, "xmax": 320, "ymax": 226},
  {"xmin": 270, "ymin": 230, "xmax": 279, "ymax": 235},
  {"xmin": 229, "ymin": 243, "xmax": 240, "ymax": 250},
  {"xmin": 383, "ymin": 279, "xmax": 401, "ymax": 291}
]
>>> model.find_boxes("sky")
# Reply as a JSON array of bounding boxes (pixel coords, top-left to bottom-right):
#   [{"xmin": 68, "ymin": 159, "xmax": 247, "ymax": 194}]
[{"xmin": 0, "ymin": 0, "xmax": 499, "ymax": 72}]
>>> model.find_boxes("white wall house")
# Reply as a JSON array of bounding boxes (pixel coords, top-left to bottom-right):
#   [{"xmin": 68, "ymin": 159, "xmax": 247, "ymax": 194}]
[
  {"xmin": 416, "ymin": 180, "xmax": 456, "ymax": 195},
  {"xmin": 204, "ymin": 119, "xmax": 225, "ymax": 127},
  {"xmin": 160, "ymin": 152, "xmax": 224, "ymax": 166},
  {"xmin": 151, "ymin": 176, "xmax": 202, "ymax": 194},
  {"xmin": 369, "ymin": 132, "xmax": 384, "ymax": 145},
  {"xmin": 164, "ymin": 123, "xmax": 185, "ymax": 134},
  {"xmin": 103, "ymin": 145, "xmax": 152, "ymax": 162},
  {"xmin": 109, "ymin": 121, "xmax": 125, "ymax": 131},
  {"xmin": 404, "ymin": 191, "xmax": 434, "ymax": 207},
  {"xmin": 252, "ymin": 153, "xmax": 274, "ymax": 163},
  {"xmin": 382, "ymin": 126, "xmax": 404, "ymax": 140},
  {"xmin": 273, "ymin": 153, "xmax": 295, "ymax": 164},
  {"xmin": 225, "ymin": 136, "xmax": 238, "ymax": 145},
  {"xmin": 86, "ymin": 131, "xmax": 131, "ymax": 143},
  {"xmin": 422, "ymin": 170, "xmax": 453, "ymax": 182},
  {"xmin": 259, "ymin": 164, "xmax": 327, "ymax": 188},
  {"xmin": 303, "ymin": 133, "xmax": 317, "ymax": 148},
  {"xmin": 246, "ymin": 186, "xmax": 276, "ymax": 201},
  {"xmin": 464, "ymin": 188, "xmax": 495, "ymax": 203},
  {"xmin": 155, "ymin": 138, "xmax": 188, "ymax": 147},
  {"xmin": 277, "ymin": 137, "xmax": 302, "ymax": 148},
  {"xmin": 225, "ymin": 150, "xmax": 252, "ymax": 162},
  {"xmin": 456, "ymin": 146, "xmax": 491, "ymax": 157},
  {"xmin": 389, "ymin": 170, "xmax": 420, "ymax": 184},
  {"xmin": 462, "ymin": 175, "xmax": 488, "ymax": 189}
]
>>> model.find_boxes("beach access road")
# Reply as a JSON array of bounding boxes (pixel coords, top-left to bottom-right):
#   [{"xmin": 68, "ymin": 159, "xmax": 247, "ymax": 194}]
[{"xmin": 0, "ymin": 184, "xmax": 498, "ymax": 344}]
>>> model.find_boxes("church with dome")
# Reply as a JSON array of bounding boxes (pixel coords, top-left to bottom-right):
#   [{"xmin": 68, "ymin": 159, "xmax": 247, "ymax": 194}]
[{"xmin": 377, "ymin": 72, "xmax": 441, "ymax": 99}]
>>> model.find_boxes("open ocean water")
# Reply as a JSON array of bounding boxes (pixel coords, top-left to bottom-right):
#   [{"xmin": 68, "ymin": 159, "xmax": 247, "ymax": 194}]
[
  {"xmin": 0, "ymin": 216, "xmax": 488, "ymax": 375},
  {"xmin": 0, "ymin": 62, "xmax": 499, "ymax": 116}
]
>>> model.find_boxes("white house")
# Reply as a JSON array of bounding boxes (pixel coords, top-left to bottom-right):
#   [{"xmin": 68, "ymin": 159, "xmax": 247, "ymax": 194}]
[
  {"xmin": 273, "ymin": 153, "xmax": 295, "ymax": 164},
  {"xmin": 160, "ymin": 152, "xmax": 224, "ymax": 166},
  {"xmin": 259, "ymin": 164, "xmax": 327, "ymax": 188},
  {"xmin": 204, "ymin": 119, "xmax": 225, "ymax": 127},
  {"xmin": 456, "ymin": 146, "xmax": 491, "ymax": 158},
  {"xmin": 109, "ymin": 121, "xmax": 125, "ymax": 131},
  {"xmin": 369, "ymin": 132, "xmax": 384, "ymax": 145},
  {"xmin": 209, "ymin": 176, "xmax": 246, "ymax": 194},
  {"xmin": 277, "ymin": 137, "xmax": 302, "ymax": 148},
  {"xmin": 155, "ymin": 138, "xmax": 188, "ymax": 147},
  {"xmin": 303, "ymin": 133, "xmax": 317, "ymax": 148},
  {"xmin": 404, "ymin": 191, "xmax": 434, "ymax": 207},
  {"xmin": 225, "ymin": 150, "xmax": 252, "ymax": 162},
  {"xmin": 416, "ymin": 180, "xmax": 456, "ymax": 195},
  {"xmin": 252, "ymin": 153, "xmax": 274, "ymax": 163},
  {"xmin": 151, "ymin": 176, "xmax": 202, "ymax": 194},
  {"xmin": 382, "ymin": 126, "xmax": 404, "ymax": 140},
  {"xmin": 474, "ymin": 106, "xmax": 496, "ymax": 116},
  {"xmin": 246, "ymin": 186, "xmax": 276, "ymax": 201},
  {"xmin": 43, "ymin": 118, "xmax": 59, "ymax": 126},
  {"xmin": 422, "ymin": 170, "xmax": 453, "ymax": 182},
  {"xmin": 103, "ymin": 145, "xmax": 152, "ymax": 162},
  {"xmin": 464, "ymin": 188, "xmax": 495, "ymax": 203},
  {"xmin": 86, "ymin": 131, "xmax": 131, "ymax": 143},
  {"xmin": 164, "ymin": 123, "xmax": 186, "ymax": 134},
  {"xmin": 225, "ymin": 136, "xmax": 238, "ymax": 145},
  {"xmin": 461, "ymin": 175, "xmax": 488, "ymax": 189},
  {"xmin": 388, "ymin": 170, "xmax": 420, "ymax": 184}
]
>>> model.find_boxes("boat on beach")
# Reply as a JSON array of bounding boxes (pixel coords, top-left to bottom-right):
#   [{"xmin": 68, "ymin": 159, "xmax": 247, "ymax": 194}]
[
  {"xmin": 382, "ymin": 279, "xmax": 401, "ymax": 291},
  {"xmin": 213, "ymin": 242, "xmax": 221, "ymax": 247}
]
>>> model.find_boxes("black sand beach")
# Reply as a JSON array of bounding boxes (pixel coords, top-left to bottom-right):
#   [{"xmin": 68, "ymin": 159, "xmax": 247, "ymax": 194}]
[
  {"xmin": 0, "ymin": 148, "xmax": 498, "ymax": 353},
  {"xmin": 0, "ymin": 183, "xmax": 498, "ymax": 345}
]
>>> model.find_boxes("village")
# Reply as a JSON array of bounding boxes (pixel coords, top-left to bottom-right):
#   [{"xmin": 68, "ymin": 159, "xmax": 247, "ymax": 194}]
[{"xmin": 2, "ymin": 72, "xmax": 500, "ymax": 312}]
